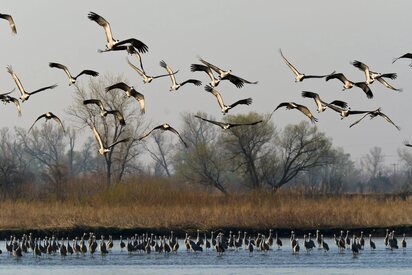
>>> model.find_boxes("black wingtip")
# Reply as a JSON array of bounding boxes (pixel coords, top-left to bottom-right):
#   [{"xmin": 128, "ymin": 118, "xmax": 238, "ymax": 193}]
[
  {"xmin": 367, "ymin": 92, "xmax": 373, "ymax": 99},
  {"xmin": 301, "ymin": 91, "xmax": 313, "ymax": 98},
  {"xmin": 204, "ymin": 85, "xmax": 212, "ymax": 92},
  {"xmin": 87, "ymin": 11, "xmax": 98, "ymax": 20}
]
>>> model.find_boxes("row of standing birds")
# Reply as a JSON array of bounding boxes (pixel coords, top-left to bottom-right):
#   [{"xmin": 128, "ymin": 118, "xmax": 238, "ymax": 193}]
[
  {"xmin": 1, "ymin": 11, "xmax": 264, "ymax": 155},
  {"xmin": 2, "ymin": 233, "xmax": 114, "ymax": 257},
  {"xmin": 330, "ymin": 229, "xmax": 406, "ymax": 255},
  {"xmin": 1, "ymin": 229, "xmax": 407, "ymax": 258}
]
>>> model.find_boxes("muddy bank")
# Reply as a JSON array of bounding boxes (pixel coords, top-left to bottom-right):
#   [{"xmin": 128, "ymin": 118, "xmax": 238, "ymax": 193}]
[{"xmin": 1, "ymin": 225, "xmax": 411, "ymax": 239}]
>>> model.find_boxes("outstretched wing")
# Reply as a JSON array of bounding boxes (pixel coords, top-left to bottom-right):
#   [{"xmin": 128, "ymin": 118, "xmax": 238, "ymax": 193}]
[
  {"xmin": 139, "ymin": 125, "xmax": 163, "ymax": 141},
  {"xmin": 378, "ymin": 112, "xmax": 401, "ymax": 131},
  {"xmin": 303, "ymin": 71, "xmax": 335, "ymax": 79},
  {"xmin": 91, "ymin": 125, "xmax": 105, "ymax": 150},
  {"xmin": 5, "ymin": 96, "xmax": 21, "ymax": 116},
  {"xmin": 127, "ymin": 58, "xmax": 145, "ymax": 77},
  {"xmin": 349, "ymin": 112, "xmax": 370, "ymax": 128},
  {"xmin": 107, "ymin": 110, "xmax": 126, "ymax": 126},
  {"xmin": 50, "ymin": 113, "xmax": 65, "ymax": 132},
  {"xmin": 198, "ymin": 57, "xmax": 225, "ymax": 75},
  {"xmin": 49, "ymin": 62, "xmax": 72, "ymax": 79},
  {"xmin": 127, "ymin": 47, "xmax": 146, "ymax": 72},
  {"xmin": 205, "ymin": 85, "xmax": 225, "ymax": 110},
  {"xmin": 229, "ymin": 120, "xmax": 263, "ymax": 128},
  {"xmin": 301, "ymin": 91, "xmax": 320, "ymax": 99},
  {"xmin": 191, "ymin": 64, "xmax": 217, "ymax": 82},
  {"xmin": 226, "ymin": 74, "xmax": 258, "ymax": 88},
  {"xmin": 404, "ymin": 140, "xmax": 412, "ymax": 147},
  {"xmin": 279, "ymin": 49, "xmax": 301, "ymax": 77},
  {"xmin": 180, "ymin": 79, "xmax": 202, "ymax": 86},
  {"xmin": 159, "ymin": 60, "xmax": 177, "ymax": 86},
  {"xmin": 105, "ymin": 82, "xmax": 130, "ymax": 92},
  {"xmin": 347, "ymin": 110, "xmax": 370, "ymax": 115},
  {"xmin": 321, "ymin": 101, "xmax": 344, "ymax": 114},
  {"xmin": 378, "ymin": 73, "xmax": 397, "ymax": 80},
  {"xmin": 28, "ymin": 113, "xmax": 47, "ymax": 133},
  {"xmin": 229, "ymin": 98, "xmax": 252, "ymax": 109},
  {"xmin": 108, "ymin": 137, "xmax": 130, "ymax": 149},
  {"xmin": 351, "ymin": 60, "xmax": 371, "ymax": 83},
  {"xmin": 296, "ymin": 103, "xmax": 318, "ymax": 123},
  {"xmin": 166, "ymin": 126, "xmax": 188, "ymax": 148},
  {"xmin": 88, "ymin": 12, "xmax": 114, "ymax": 45},
  {"xmin": 392, "ymin": 53, "xmax": 412, "ymax": 64},
  {"xmin": 152, "ymin": 70, "xmax": 179, "ymax": 79},
  {"xmin": 376, "ymin": 77, "xmax": 402, "ymax": 92},
  {"xmin": 6, "ymin": 65, "xmax": 25, "ymax": 95},
  {"xmin": 75, "ymin": 70, "xmax": 99, "ymax": 79},
  {"xmin": 0, "ymin": 13, "xmax": 17, "ymax": 34},
  {"xmin": 354, "ymin": 82, "xmax": 373, "ymax": 99},
  {"xmin": 0, "ymin": 88, "xmax": 14, "ymax": 98},
  {"xmin": 274, "ymin": 102, "xmax": 294, "ymax": 112},
  {"xmin": 194, "ymin": 115, "xmax": 226, "ymax": 129},
  {"xmin": 325, "ymin": 73, "xmax": 350, "ymax": 84},
  {"xmin": 29, "ymin": 84, "xmax": 58, "ymax": 96},
  {"xmin": 115, "ymin": 38, "xmax": 149, "ymax": 54},
  {"xmin": 328, "ymin": 100, "xmax": 348, "ymax": 109},
  {"xmin": 83, "ymin": 99, "xmax": 105, "ymax": 111},
  {"xmin": 129, "ymin": 89, "xmax": 145, "ymax": 114}
]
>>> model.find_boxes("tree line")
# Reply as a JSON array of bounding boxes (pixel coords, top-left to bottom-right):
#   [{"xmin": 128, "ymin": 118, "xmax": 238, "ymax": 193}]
[{"xmin": 0, "ymin": 76, "xmax": 411, "ymax": 198}]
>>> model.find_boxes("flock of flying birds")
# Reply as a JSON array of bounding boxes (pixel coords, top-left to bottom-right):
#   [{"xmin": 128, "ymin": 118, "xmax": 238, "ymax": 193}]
[
  {"xmin": 2, "ymin": 11, "xmax": 412, "ymax": 155},
  {"xmin": 274, "ymin": 49, "xmax": 405, "ymax": 131}
]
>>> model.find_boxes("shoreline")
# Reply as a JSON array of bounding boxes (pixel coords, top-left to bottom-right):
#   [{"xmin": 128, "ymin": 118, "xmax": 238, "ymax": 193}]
[{"xmin": 1, "ymin": 224, "xmax": 411, "ymax": 239}]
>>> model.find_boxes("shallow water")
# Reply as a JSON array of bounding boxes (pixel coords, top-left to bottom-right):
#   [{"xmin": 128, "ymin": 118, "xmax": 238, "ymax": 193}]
[{"xmin": 0, "ymin": 238, "xmax": 410, "ymax": 275}]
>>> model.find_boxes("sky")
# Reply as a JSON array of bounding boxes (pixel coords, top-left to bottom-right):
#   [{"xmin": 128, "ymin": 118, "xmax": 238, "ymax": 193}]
[{"xmin": 0, "ymin": 0, "xmax": 411, "ymax": 166}]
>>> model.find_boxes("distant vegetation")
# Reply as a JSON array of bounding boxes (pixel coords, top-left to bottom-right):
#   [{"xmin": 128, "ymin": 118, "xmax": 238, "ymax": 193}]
[
  {"xmin": 0, "ymin": 77, "xmax": 411, "ymax": 230},
  {"xmin": 0, "ymin": 180, "xmax": 410, "ymax": 230}
]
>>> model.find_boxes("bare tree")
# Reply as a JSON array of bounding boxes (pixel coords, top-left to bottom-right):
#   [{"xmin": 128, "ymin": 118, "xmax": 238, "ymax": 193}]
[
  {"xmin": 70, "ymin": 136, "xmax": 103, "ymax": 176},
  {"xmin": 144, "ymin": 131, "xmax": 174, "ymax": 177},
  {"xmin": 67, "ymin": 75, "xmax": 147, "ymax": 186},
  {"xmin": 15, "ymin": 124, "xmax": 68, "ymax": 199},
  {"xmin": 319, "ymin": 148, "xmax": 356, "ymax": 194},
  {"xmin": 362, "ymin": 146, "xmax": 385, "ymax": 180},
  {"xmin": 397, "ymin": 148, "xmax": 412, "ymax": 191},
  {"xmin": 222, "ymin": 112, "xmax": 275, "ymax": 189},
  {"xmin": 268, "ymin": 121, "xmax": 332, "ymax": 192},
  {"xmin": 174, "ymin": 112, "xmax": 228, "ymax": 194},
  {"xmin": 360, "ymin": 147, "xmax": 391, "ymax": 192},
  {"xmin": 0, "ymin": 128, "xmax": 31, "ymax": 197}
]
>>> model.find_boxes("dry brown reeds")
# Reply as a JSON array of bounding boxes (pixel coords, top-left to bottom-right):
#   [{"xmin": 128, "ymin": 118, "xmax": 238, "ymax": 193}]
[{"xmin": 0, "ymin": 178, "xmax": 411, "ymax": 231}]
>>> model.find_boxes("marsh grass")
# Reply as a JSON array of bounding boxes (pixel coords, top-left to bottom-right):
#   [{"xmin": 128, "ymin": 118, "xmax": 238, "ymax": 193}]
[{"xmin": 0, "ymin": 178, "xmax": 411, "ymax": 231}]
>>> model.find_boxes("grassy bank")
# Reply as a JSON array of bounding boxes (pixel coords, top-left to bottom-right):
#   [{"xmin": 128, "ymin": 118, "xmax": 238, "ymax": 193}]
[{"xmin": 0, "ymin": 180, "xmax": 411, "ymax": 236}]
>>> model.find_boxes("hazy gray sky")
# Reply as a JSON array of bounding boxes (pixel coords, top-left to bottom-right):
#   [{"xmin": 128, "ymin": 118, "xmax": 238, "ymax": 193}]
[{"xmin": 1, "ymin": 0, "xmax": 411, "ymax": 165}]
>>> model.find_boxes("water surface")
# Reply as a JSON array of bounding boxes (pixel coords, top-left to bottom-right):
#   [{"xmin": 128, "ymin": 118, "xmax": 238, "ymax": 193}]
[{"xmin": 0, "ymin": 238, "xmax": 410, "ymax": 275}]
